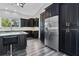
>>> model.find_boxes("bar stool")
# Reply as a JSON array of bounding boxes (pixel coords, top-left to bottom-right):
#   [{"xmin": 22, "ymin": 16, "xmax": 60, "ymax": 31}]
[{"xmin": 3, "ymin": 36, "xmax": 18, "ymax": 56}]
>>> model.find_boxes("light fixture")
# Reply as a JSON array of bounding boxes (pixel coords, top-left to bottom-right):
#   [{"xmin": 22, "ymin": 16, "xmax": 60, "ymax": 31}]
[{"xmin": 17, "ymin": 3, "xmax": 25, "ymax": 8}]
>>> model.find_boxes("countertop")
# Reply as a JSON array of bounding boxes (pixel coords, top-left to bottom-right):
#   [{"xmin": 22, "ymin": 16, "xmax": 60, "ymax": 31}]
[
  {"xmin": 0, "ymin": 27, "xmax": 39, "ymax": 31},
  {"xmin": 0, "ymin": 32, "xmax": 28, "ymax": 36}
]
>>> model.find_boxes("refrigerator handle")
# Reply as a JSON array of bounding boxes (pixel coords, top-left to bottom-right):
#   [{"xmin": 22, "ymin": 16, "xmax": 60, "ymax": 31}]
[{"xmin": 45, "ymin": 27, "xmax": 48, "ymax": 31}]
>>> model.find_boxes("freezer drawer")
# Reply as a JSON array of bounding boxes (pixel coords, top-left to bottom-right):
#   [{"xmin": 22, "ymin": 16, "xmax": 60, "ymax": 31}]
[{"xmin": 45, "ymin": 29, "xmax": 59, "ymax": 51}]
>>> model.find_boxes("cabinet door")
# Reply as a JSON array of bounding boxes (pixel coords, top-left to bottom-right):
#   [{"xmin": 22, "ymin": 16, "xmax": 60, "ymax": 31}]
[
  {"xmin": 76, "ymin": 30, "xmax": 79, "ymax": 55},
  {"xmin": 65, "ymin": 30, "xmax": 71, "ymax": 55},
  {"xmin": 21, "ymin": 19, "xmax": 25, "ymax": 27},
  {"xmin": 76, "ymin": 4, "xmax": 79, "ymax": 26},
  {"xmin": 19, "ymin": 35, "xmax": 27, "ymax": 49},
  {"xmin": 68, "ymin": 4, "xmax": 79, "ymax": 55},
  {"xmin": 45, "ymin": 7, "xmax": 51, "ymax": 18},
  {"xmin": 59, "ymin": 4, "xmax": 79, "ymax": 56},
  {"xmin": 25, "ymin": 20, "xmax": 29, "ymax": 27},
  {"xmin": 28, "ymin": 19, "xmax": 34, "ymax": 27},
  {"xmin": 59, "ymin": 4, "xmax": 68, "ymax": 26},
  {"xmin": 59, "ymin": 30, "xmax": 66, "ymax": 52},
  {"xmin": 0, "ymin": 37, "xmax": 10, "ymax": 55},
  {"xmin": 69, "ymin": 4, "xmax": 78, "ymax": 27},
  {"xmin": 34, "ymin": 19, "xmax": 39, "ymax": 27},
  {"xmin": 70, "ymin": 30, "xmax": 76, "ymax": 55},
  {"xmin": 13, "ymin": 35, "xmax": 27, "ymax": 52},
  {"xmin": 0, "ymin": 37, "xmax": 3, "ymax": 55},
  {"xmin": 51, "ymin": 3, "xmax": 59, "ymax": 16}
]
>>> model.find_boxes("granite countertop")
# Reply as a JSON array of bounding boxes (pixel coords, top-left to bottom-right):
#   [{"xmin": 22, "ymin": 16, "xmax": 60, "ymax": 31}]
[{"xmin": 0, "ymin": 32, "xmax": 28, "ymax": 36}]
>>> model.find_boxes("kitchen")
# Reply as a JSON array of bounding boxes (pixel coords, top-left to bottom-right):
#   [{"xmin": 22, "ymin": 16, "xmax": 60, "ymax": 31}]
[{"xmin": 0, "ymin": 3, "xmax": 79, "ymax": 56}]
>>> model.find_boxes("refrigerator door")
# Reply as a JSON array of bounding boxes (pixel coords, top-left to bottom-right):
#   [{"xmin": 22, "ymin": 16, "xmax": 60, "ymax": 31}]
[
  {"xmin": 45, "ymin": 16, "xmax": 59, "ymax": 51},
  {"xmin": 45, "ymin": 18, "xmax": 50, "ymax": 45}
]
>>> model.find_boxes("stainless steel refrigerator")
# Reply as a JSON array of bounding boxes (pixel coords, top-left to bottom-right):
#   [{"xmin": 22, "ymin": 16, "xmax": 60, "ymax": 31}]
[{"xmin": 45, "ymin": 16, "xmax": 59, "ymax": 51}]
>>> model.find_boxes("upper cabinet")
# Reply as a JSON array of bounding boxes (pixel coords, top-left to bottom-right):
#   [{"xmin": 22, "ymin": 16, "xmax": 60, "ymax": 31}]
[
  {"xmin": 45, "ymin": 3, "xmax": 59, "ymax": 19},
  {"xmin": 20, "ymin": 18, "xmax": 39, "ymax": 27},
  {"xmin": 40, "ymin": 12, "xmax": 45, "ymax": 21},
  {"xmin": 33, "ymin": 18, "xmax": 39, "ymax": 27}
]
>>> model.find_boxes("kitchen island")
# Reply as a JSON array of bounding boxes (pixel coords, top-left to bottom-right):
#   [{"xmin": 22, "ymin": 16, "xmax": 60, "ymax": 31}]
[{"xmin": 0, "ymin": 31, "xmax": 28, "ymax": 56}]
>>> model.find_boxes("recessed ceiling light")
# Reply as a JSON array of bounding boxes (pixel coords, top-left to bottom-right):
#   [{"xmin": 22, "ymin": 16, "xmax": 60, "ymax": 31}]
[
  {"xmin": 14, "ymin": 10, "xmax": 16, "ymax": 12},
  {"xmin": 5, "ymin": 8, "xmax": 8, "ymax": 10}
]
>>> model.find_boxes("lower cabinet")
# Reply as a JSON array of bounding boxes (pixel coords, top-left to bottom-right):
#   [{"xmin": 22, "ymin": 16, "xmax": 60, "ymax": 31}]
[
  {"xmin": 0, "ymin": 37, "xmax": 10, "ymax": 55},
  {"xmin": 25, "ymin": 31, "xmax": 38, "ymax": 38},
  {"xmin": 65, "ymin": 31, "xmax": 71, "ymax": 55},
  {"xmin": 59, "ymin": 30, "xmax": 65, "ymax": 52},
  {"xmin": 32, "ymin": 31, "xmax": 39, "ymax": 38},
  {"xmin": 70, "ymin": 30, "xmax": 76, "ymax": 55},
  {"xmin": 59, "ymin": 29, "xmax": 79, "ymax": 56},
  {"xmin": 76, "ymin": 30, "xmax": 79, "ymax": 55},
  {"xmin": 12, "ymin": 35, "xmax": 27, "ymax": 54},
  {"xmin": 0, "ymin": 34, "xmax": 27, "ymax": 56}
]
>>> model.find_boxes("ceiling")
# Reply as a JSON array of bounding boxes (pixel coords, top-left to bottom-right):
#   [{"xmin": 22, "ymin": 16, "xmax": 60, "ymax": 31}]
[{"xmin": 0, "ymin": 3, "xmax": 52, "ymax": 18}]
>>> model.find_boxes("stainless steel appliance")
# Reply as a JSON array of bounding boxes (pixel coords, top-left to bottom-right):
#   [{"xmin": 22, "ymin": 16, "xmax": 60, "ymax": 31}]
[{"xmin": 45, "ymin": 16, "xmax": 59, "ymax": 51}]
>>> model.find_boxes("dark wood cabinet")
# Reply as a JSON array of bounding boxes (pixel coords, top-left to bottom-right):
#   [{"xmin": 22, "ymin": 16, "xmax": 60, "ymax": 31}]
[
  {"xmin": 59, "ymin": 30, "xmax": 65, "ymax": 52},
  {"xmin": 18, "ymin": 35, "xmax": 27, "ymax": 49},
  {"xmin": 32, "ymin": 31, "xmax": 38, "ymax": 38},
  {"xmin": 40, "ymin": 12, "xmax": 45, "ymax": 43},
  {"xmin": 70, "ymin": 30, "xmax": 77, "ymax": 55},
  {"xmin": 59, "ymin": 3, "xmax": 79, "ymax": 56},
  {"xmin": 33, "ymin": 18, "xmax": 39, "ymax": 27},
  {"xmin": 21, "ymin": 18, "xmax": 39, "ymax": 27},
  {"xmin": 21, "ymin": 18, "xmax": 26, "ymax": 27},
  {"xmin": 0, "ymin": 37, "xmax": 8, "ymax": 55},
  {"xmin": 65, "ymin": 31, "xmax": 71, "ymax": 54},
  {"xmin": 0, "ymin": 35, "xmax": 27, "ymax": 56},
  {"xmin": 12, "ymin": 35, "xmax": 27, "ymax": 52},
  {"xmin": 0, "ymin": 37, "xmax": 10, "ymax": 55},
  {"xmin": 45, "ymin": 3, "xmax": 59, "ymax": 18},
  {"xmin": 21, "ymin": 18, "xmax": 29, "ymax": 27},
  {"xmin": 0, "ymin": 35, "xmax": 27, "ymax": 55},
  {"xmin": 0, "ymin": 37, "xmax": 3, "ymax": 55}
]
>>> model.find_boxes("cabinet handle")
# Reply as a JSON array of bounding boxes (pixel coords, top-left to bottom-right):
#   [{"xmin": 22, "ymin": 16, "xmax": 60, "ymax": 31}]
[
  {"xmin": 67, "ymin": 28, "xmax": 70, "ymax": 32},
  {"xmin": 66, "ymin": 28, "xmax": 70, "ymax": 32},
  {"xmin": 66, "ymin": 22, "xmax": 68, "ymax": 26},
  {"xmin": 68, "ymin": 22, "xmax": 70, "ymax": 26},
  {"xmin": 66, "ymin": 22, "xmax": 70, "ymax": 27}
]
